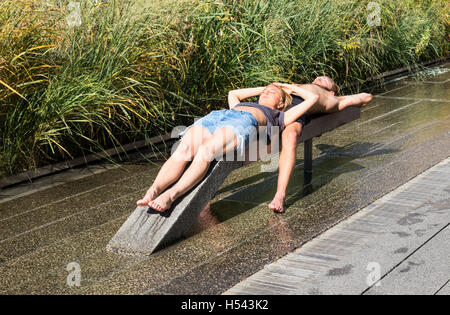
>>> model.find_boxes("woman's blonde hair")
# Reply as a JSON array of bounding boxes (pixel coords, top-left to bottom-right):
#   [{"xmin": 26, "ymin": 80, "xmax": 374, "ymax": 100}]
[{"xmin": 270, "ymin": 84, "xmax": 292, "ymax": 111}]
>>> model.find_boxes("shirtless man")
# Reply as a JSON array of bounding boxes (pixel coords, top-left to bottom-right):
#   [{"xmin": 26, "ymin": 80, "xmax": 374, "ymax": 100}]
[{"xmin": 268, "ymin": 76, "xmax": 373, "ymax": 213}]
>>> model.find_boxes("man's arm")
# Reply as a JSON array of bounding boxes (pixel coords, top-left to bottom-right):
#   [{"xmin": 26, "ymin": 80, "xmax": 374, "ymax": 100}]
[
  {"xmin": 336, "ymin": 93, "xmax": 373, "ymax": 110},
  {"xmin": 292, "ymin": 83, "xmax": 372, "ymax": 114}
]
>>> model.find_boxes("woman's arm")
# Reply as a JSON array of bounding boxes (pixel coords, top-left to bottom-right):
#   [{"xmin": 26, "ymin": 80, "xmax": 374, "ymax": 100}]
[
  {"xmin": 275, "ymin": 83, "xmax": 319, "ymax": 126},
  {"xmin": 283, "ymin": 95, "xmax": 318, "ymax": 126},
  {"xmin": 274, "ymin": 83, "xmax": 319, "ymax": 102},
  {"xmin": 228, "ymin": 87, "xmax": 265, "ymax": 109}
]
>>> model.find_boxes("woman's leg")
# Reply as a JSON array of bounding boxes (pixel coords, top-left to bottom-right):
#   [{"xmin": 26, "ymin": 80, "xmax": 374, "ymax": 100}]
[
  {"xmin": 148, "ymin": 127, "xmax": 238, "ymax": 211},
  {"xmin": 137, "ymin": 125, "xmax": 212, "ymax": 206}
]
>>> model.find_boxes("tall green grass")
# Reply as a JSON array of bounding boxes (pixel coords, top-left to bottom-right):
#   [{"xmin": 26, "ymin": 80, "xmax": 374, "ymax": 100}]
[{"xmin": 0, "ymin": 0, "xmax": 448, "ymax": 178}]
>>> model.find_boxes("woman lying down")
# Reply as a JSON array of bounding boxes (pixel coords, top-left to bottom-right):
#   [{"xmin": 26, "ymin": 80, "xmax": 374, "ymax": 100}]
[{"xmin": 136, "ymin": 82, "xmax": 321, "ymax": 212}]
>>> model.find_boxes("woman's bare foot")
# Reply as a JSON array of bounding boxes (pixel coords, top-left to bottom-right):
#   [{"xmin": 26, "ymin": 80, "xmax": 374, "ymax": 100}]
[
  {"xmin": 268, "ymin": 192, "xmax": 286, "ymax": 213},
  {"xmin": 136, "ymin": 186, "xmax": 160, "ymax": 206},
  {"xmin": 147, "ymin": 190, "xmax": 176, "ymax": 212}
]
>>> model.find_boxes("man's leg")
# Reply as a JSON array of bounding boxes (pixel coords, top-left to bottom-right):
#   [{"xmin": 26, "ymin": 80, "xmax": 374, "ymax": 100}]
[{"xmin": 268, "ymin": 122, "xmax": 302, "ymax": 213}]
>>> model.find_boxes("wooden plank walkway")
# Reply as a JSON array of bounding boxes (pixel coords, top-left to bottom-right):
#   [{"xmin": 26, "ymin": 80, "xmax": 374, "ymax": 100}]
[{"xmin": 224, "ymin": 158, "xmax": 450, "ymax": 295}]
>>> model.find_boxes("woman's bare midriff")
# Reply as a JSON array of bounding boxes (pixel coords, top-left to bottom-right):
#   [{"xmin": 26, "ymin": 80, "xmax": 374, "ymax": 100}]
[{"xmin": 231, "ymin": 106, "xmax": 267, "ymax": 126}]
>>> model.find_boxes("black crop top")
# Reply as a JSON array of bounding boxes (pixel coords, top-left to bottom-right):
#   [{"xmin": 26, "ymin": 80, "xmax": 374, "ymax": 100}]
[
  {"xmin": 234, "ymin": 95, "xmax": 310, "ymax": 143},
  {"xmin": 285, "ymin": 95, "xmax": 311, "ymax": 126},
  {"xmin": 234, "ymin": 102, "xmax": 285, "ymax": 143}
]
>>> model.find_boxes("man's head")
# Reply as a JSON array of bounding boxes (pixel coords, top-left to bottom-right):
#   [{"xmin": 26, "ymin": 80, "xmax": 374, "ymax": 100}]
[
  {"xmin": 312, "ymin": 76, "xmax": 339, "ymax": 95},
  {"xmin": 258, "ymin": 84, "xmax": 292, "ymax": 111}
]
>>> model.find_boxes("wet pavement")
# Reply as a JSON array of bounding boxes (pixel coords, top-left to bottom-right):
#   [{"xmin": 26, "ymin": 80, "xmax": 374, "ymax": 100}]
[
  {"xmin": 0, "ymin": 62, "xmax": 449, "ymax": 294},
  {"xmin": 225, "ymin": 158, "xmax": 450, "ymax": 295}
]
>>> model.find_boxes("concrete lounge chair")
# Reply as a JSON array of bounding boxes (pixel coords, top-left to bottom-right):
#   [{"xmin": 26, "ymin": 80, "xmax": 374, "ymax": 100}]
[{"xmin": 107, "ymin": 107, "xmax": 360, "ymax": 256}]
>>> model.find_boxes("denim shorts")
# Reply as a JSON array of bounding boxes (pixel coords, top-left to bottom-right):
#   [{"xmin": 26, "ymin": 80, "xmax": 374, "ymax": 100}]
[{"xmin": 179, "ymin": 109, "xmax": 258, "ymax": 152}]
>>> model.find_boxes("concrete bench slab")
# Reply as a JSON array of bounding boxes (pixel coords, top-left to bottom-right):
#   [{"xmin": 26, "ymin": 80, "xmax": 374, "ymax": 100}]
[{"xmin": 107, "ymin": 107, "xmax": 360, "ymax": 256}]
